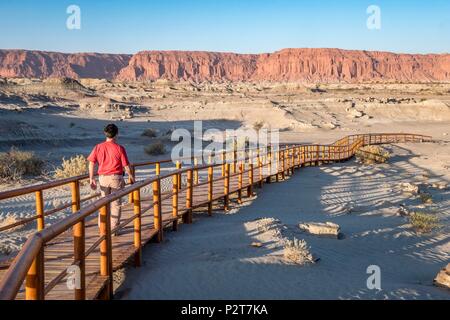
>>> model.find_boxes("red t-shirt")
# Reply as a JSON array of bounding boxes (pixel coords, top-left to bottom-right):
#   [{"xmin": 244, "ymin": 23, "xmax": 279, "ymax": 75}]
[{"xmin": 87, "ymin": 141, "xmax": 130, "ymax": 175}]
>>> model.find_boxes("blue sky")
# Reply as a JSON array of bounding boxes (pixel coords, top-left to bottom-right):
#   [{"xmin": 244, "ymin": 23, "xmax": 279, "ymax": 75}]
[{"xmin": 0, "ymin": 0, "xmax": 449, "ymax": 54}]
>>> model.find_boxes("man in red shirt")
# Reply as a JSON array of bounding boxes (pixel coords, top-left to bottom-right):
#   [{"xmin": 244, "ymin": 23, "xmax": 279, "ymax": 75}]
[{"xmin": 87, "ymin": 124, "xmax": 134, "ymax": 231}]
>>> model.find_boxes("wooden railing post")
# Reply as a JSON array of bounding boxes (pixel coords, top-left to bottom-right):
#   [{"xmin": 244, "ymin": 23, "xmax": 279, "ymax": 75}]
[
  {"xmin": 301, "ymin": 146, "xmax": 305, "ymax": 167},
  {"xmin": 223, "ymin": 163, "xmax": 230, "ymax": 211},
  {"xmin": 156, "ymin": 162, "xmax": 161, "ymax": 176},
  {"xmin": 285, "ymin": 149, "xmax": 290, "ymax": 175},
  {"xmin": 233, "ymin": 141, "xmax": 238, "ymax": 174},
  {"xmin": 282, "ymin": 149, "xmax": 286, "ymax": 179},
  {"xmin": 194, "ymin": 158, "xmax": 199, "ymax": 185},
  {"xmin": 208, "ymin": 166, "xmax": 213, "ymax": 216},
  {"xmin": 248, "ymin": 157, "xmax": 254, "ymax": 197},
  {"xmin": 176, "ymin": 161, "xmax": 182, "ymax": 191},
  {"xmin": 172, "ymin": 174, "xmax": 179, "ymax": 230},
  {"xmin": 26, "ymin": 190, "xmax": 46, "ymax": 300},
  {"xmin": 276, "ymin": 149, "xmax": 280, "ymax": 182},
  {"xmin": 309, "ymin": 145, "xmax": 312, "ymax": 164},
  {"xmin": 221, "ymin": 151, "xmax": 226, "ymax": 177},
  {"xmin": 99, "ymin": 204, "xmax": 113, "ymax": 299},
  {"xmin": 35, "ymin": 190, "xmax": 44, "ymax": 231},
  {"xmin": 71, "ymin": 180, "xmax": 85, "ymax": 300},
  {"xmin": 258, "ymin": 149, "xmax": 263, "ymax": 187},
  {"xmin": 322, "ymin": 145, "xmax": 326, "ymax": 163},
  {"xmin": 133, "ymin": 189, "xmax": 142, "ymax": 267},
  {"xmin": 238, "ymin": 162, "xmax": 243, "ymax": 203},
  {"xmin": 25, "ymin": 247, "xmax": 44, "ymax": 300},
  {"xmin": 153, "ymin": 178, "xmax": 163, "ymax": 242},
  {"xmin": 315, "ymin": 145, "xmax": 320, "ymax": 166},
  {"xmin": 128, "ymin": 165, "xmax": 135, "ymax": 204},
  {"xmin": 290, "ymin": 147, "xmax": 295, "ymax": 174},
  {"xmin": 185, "ymin": 169, "xmax": 193, "ymax": 223},
  {"xmin": 266, "ymin": 146, "xmax": 272, "ymax": 183}
]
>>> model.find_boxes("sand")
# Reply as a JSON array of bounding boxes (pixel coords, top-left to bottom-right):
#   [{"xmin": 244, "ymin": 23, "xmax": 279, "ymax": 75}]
[
  {"xmin": 116, "ymin": 143, "xmax": 449, "ymax": 299},
  {"xmin": 0, "ymin": 80, "xmax": 449, "ymax": 298}
]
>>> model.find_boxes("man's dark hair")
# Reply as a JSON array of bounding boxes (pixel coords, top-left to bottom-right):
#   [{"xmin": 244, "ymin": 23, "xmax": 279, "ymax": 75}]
[{"xmin": 104, "ymin": 124, "xmax": 119, "ymax": 138}]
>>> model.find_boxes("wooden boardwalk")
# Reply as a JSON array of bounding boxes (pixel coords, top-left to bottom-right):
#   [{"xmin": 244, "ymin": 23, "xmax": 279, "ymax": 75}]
[
  {"xmin": 15, "ymin": 169, "xmax": 257, "ymax": 300},
  {"xmin": 0, "ymin": 133, "xmax": 432, "ymax": 300}
]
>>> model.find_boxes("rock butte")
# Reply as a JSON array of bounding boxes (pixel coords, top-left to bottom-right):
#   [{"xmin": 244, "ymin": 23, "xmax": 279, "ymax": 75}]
[{"xmin": 1, "ymin": 48, "xmax": 450, "ymax": 83}]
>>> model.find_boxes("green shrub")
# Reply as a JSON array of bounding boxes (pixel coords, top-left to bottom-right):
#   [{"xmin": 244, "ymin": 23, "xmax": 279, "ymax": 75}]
[
  {"xmin": 409, "ymin": 212, "xmax": 440, "ymax": 233},
  {"xmin": 356, "ymin": 145, "xmax": 390, "ymax": 164},
  {"xmin": 141, "ymin": 128, "xmax": 158, "ymax": 138},
  {"xmin": 0, "ymin": 148, "xmax": 44, "ymax": 181},
  {"xmin": 144, "ymin": 142, "xmax": 166, "ymax": 156},
  {"xmin": 53, "ymin": 155, "xmax": 88, "ymax": 179}
]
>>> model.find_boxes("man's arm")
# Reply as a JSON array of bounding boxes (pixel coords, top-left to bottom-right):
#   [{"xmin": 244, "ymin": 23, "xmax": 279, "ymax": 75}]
[
  {"xmin": 87, "ymin": 145, "xmax": 98, "ymax": 190},
  {"xmin": 89, "ymin": 161, "xmax": 97, "ymax": 190},
  {"xmin": 120, "ymin": 146, "xmax": 134, "ymax": 184},
  {"xmin": 124, "ymin": 165, "xmax": 135, "ymax": 184}
]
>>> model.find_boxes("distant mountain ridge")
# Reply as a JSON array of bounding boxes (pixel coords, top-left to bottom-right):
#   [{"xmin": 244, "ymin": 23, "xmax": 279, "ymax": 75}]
[
  {"xmin": 1, "ymin": 48, "xmax": 450, "ymax": 83},
  {"xmin": 0, "ymin": 50, "xmax": 131, "ymax": 80}
]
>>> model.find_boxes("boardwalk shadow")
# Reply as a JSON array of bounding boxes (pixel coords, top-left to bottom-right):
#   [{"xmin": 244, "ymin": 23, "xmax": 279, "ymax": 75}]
[{"xmin": 116, "ymin": 143, "xmax": 449, "ymax": 300}]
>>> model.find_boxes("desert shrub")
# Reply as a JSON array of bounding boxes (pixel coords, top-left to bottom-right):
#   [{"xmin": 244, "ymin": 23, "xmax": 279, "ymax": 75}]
[
  {"xmin": 141, "ymin": 128, "xmax": 158, "ymax": 138},
  {"xmin": 0, "ymin": 215, "xmax": 24, "ymax": 233},
  {"xmin": 256, "ymin": 217, "xmax": 281, "ymax": 233},
  {"xmin": 409, "ymin": 212, "xmax": 441, "ymax": 233},
  {"xmin": 283, "ymin": 238, "xmax": 314, "ymax": 265},
  {"xmin": 0, "ymin": 243, "xmax": 13, "ymax": 256},
  {"xmin": 53, "ymin": 155, "xmax": 88, "ymax": 179},
  {"xmin": 0, "ymin": 148, "xmax": 44, "ymax": 181},
  {"xmin": 356, "ymin": 145, "xmax": 390, "ymax": 164},
  {"xmin": 144, "ymin": 142, "xmax": 166, "ymax": 156},
  {"xmin": 419, "ymin": 193, "xmax": 433, "ymax": 204}
]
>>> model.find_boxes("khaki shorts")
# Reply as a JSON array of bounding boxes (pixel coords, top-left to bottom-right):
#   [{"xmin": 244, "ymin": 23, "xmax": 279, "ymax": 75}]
[{"xmin": 98, "ymin": 174, "xmax": 125, "ymax": 229}]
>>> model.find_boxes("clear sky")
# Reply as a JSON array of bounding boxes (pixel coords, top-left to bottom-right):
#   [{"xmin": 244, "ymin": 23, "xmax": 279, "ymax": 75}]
[{"xmin": 0, "ymin": 0, "xmax": 449, "ymax": 54}]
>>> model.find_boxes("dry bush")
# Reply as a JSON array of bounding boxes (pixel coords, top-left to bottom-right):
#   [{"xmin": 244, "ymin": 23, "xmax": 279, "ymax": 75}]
[
  {"xmin": 141, "ymin": 128, "xmax": 158, "ymax": 138},
  {"xmin": 256, "ymin": 217, "xmax": 280, "ymax": 232},
  {"xmin": 283, "ymin": 238, "xmax": 314, "ymax": 265},
  {"xmin": 53, "ymin": 155, "xmax": 88, "ymax": 179},
  {"xmin": 0, "ymin": 215, "xmax": 24, "ymax": 233},
  {"xmin": 419, "ymin": 193, "xmax": 433, "ymax": 204},
  {"xmin": 0, "ymin": 147, "xmax": 44, "ymax": 182},
  {"xmin": 0, "ymin": 243, "xmax": 13, "ymax": 256},
  {"xmin": 144, "ymin": 142, "xmax": 166, "ymax": 156},
  {"xmin": 409, "ymin": 212, "xmax": 441, "ymax": 233},
  {"xmin": 356, "ymin": 145, "xmax": 390, "ymax": 164}
]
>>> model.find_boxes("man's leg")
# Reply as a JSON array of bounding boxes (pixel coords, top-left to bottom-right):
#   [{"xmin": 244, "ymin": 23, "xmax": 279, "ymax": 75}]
[
  {"xmin": 98, "ymin": 175, "xmax": 111, "ymax": 228},
  {"xmin": 109, "ymin": 176, "xmax": 125, "ymax": 230}
]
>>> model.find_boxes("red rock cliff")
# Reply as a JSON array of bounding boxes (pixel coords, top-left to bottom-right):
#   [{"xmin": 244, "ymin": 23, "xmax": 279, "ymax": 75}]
[
  {"xmin": 1, "ymin": 48, "xmax": 450, "ymax": 83},
  {"xmin": 0, "ymin": 50, "xmax": 131, "ymax": 80},
  {"xmin": 116, "ymin": 51, "xmax": 259, "ymax": 82}
]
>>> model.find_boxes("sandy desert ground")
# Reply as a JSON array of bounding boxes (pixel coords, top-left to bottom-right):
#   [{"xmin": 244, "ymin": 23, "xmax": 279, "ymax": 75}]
[
  {"xmin": 0, "ymin": 78, "xmax": 449, "ymax": 298},
  {"xmin": 116, "ymin": 143, "xmax": 450, "ymax": 299}
]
